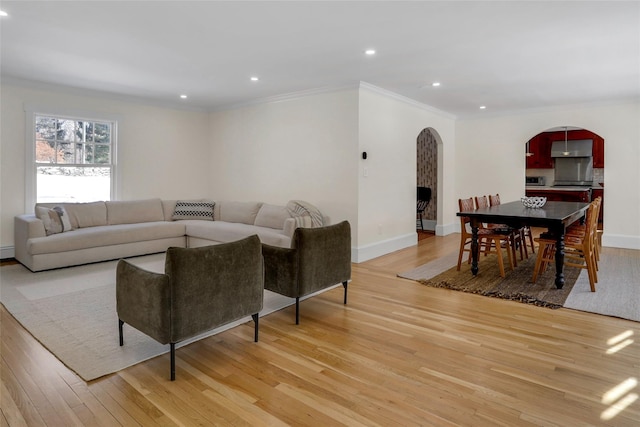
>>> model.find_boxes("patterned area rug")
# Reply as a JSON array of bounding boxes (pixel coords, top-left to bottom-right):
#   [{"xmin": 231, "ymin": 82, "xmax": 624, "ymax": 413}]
[{"xmin": 414, "ymin": 253, "xmax": 582, "ymax": 309}]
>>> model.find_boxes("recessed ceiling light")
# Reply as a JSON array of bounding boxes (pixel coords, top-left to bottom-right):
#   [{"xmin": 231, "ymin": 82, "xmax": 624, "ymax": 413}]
[
  {"xmin": 0, "ymin": 10, "xmax": 8, "ymax": 17},
  {"xmin": 250, "ymin": 76, "xmax": 259, "ymax": 81},
  {"xmin": 432, "ymin": 82, "xmax": 441, "ymax": 87},
  {"xmin": 479, "ymin": 105, "xmax": 487, "ymax": 110},
  {"xmin": 180, "ymin": 94, "xmax": 187, "ymax": 99},
  {"xmin": 365, "ymin": 49, "xmax": 376, "ymax": 55}
]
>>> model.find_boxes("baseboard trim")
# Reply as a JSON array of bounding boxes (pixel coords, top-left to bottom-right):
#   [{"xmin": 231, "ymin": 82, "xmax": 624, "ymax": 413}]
[
  {"xmin": 601, "ymin": 233, "xmax": 640, "ymax": 250},
  {"xmin": 436, "ymin": 222, "xmax": 457, "ymax": 236},
  {"xmin": 353, "ymin": 233, "xmax": 417, "ymax": 263},
  {"xmin": 1, "ymin": 246, "xmax": 15, "ymax": 260},
  {"xmin": 416, "ymin": 219, "xmax": 437, "ymax": 232}
]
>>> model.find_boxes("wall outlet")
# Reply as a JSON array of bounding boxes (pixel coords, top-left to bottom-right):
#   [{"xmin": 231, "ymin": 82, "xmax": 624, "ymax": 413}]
[{"xmin": 378, "ymin": 224, "xmax": 382, "ymax": 234}]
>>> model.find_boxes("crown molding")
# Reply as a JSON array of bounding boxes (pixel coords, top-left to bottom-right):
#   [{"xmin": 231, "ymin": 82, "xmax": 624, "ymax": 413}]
[
  {"xmin": 455, "ymin": 96, "xmax": 640, "ymax": 121},
  {"xmin": 358, "ymin": 81, "xmax": 457, "ymax": 120},
  {"xmin": 1, "ymin": 76, "xmax": 208, "ymax": 113},
  {"xmin": 212, "ymin": 80, "xmax": 458, "ymax": 119},
  {"xmin": 210, "ymin": 84, "xmax": 361, "ymax": 112}
]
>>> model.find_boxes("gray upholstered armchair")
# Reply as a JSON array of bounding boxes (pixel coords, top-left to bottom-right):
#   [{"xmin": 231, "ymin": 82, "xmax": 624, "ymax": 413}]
[
  {"xmin": 262, "ymin": 220, "xmax": 351, "ymax": 324},
  {"xmin": 116, "ymin": 235, "xmax": 264, "ymax": 380}
]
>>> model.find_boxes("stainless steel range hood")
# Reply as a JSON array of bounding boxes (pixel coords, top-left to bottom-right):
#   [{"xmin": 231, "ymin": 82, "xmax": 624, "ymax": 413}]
[{"xmin": 551, "ymin": 139, "xmax": 593, "ymax": 157}]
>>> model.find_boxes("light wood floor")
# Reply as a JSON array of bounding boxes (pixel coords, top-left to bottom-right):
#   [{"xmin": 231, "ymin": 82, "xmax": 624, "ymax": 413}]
[{"xmin": 2, "ymin": 233, "xmax": 639, "ymax": 426}]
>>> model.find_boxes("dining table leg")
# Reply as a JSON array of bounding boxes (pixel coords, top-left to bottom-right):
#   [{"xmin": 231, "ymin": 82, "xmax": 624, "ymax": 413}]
[
  {"xmin": 553, "ymin": 227, "xmax": 566, "ymax": 289},
  {"xmin": 471, "ymin": 219, "xmax": 480, "ymax": 275}
]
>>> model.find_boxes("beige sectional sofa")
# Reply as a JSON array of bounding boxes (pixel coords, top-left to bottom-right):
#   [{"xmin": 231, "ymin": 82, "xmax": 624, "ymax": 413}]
[{"xmin": 14, "ymin": 198, "xmax": 298, "ymax": 272}]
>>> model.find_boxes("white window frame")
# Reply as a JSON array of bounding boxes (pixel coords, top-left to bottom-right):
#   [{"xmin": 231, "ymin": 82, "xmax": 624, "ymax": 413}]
[{"xmin": 24, "ymin": 105, "xmax": 119, "ymax": 212}]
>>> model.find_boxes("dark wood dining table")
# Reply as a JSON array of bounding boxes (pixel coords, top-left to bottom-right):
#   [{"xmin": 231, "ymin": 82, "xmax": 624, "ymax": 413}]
[{"xmin": 457, "ymin": 200, "xmax": 589, "ymax": 288}]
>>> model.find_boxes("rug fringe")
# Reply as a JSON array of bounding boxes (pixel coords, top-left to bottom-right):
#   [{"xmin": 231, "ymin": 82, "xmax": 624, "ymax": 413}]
[{"xmin": 419, "ymin": 280, "xmax": 563, "ymax": 309}]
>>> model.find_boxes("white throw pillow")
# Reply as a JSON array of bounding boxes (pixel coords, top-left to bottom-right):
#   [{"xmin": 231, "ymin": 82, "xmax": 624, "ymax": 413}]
[
  {"xmin": 36, "ymin": 206, "xmax": 73, "ymax": 235},
  {"xmin": 254, "ymin": 204, "xmax": 290, "ymax": 229}
]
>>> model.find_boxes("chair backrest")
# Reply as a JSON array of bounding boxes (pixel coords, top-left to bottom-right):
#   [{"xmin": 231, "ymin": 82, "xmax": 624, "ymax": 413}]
[
  {"xmin": 575, "ymin": 199, "xmax": 599, "ymax": 252},
  {"xmin": 292, "ymin": 220, "xmax": 351, "ymax": 295},
  {"xmin": 474, "ymin": 195, "xmax": 489, "ymax": 209},
  {"xmin": 165, "ymin": 235, "xmax": 264, "ymax": 342},
  {"xmin": 417, "ymin": 186, "xmax": 432, "ymax": 203},
  {"xmin": 488, "ymin": 194, "xmax": 501, "ymax": 206},
  {"xmin": 588, "ymin": 197, "xmax": 602, "ymax": 240},
  {"xmin": 458, "ymin": 198, "xmax": 474, "ymax": 232}
]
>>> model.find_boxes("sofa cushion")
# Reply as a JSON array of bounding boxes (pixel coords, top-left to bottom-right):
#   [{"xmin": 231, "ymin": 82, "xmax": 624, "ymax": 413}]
[
  {"xmin": 64, "ymin": 201, "xmax": 107, "ymax": 228},
  {"xmin": 172, "ymin": 200, "xmax": 215, "ymax": 221},
  {"xmin": 107, "ymin": 199, "xmax": 164, "ymax": 225},
  {"xmin": 28, "ymin": 222, "xmax": 186, "ymax": 255},
  {"xmin": 162, "ymin": 200, "xmax": 178, "ymax": 221},
  {"xmin": 254, "ymin": 203, "xmax": 290, "ymax": 229},
  {"xmin": 217, "ymin": 201, "xmax": 262, "ymax": 225},
  {"xmin": 35, "ymin": 206, "xmax": 73, "ymax": 235},
  {"xmin": 185, "ymin": 221, "xmax": 291, "ymax": 247}
]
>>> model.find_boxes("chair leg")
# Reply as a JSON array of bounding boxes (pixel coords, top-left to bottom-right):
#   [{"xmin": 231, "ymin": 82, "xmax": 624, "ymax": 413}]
[
  {"xmin": 252, "ymin": 313, "xmax": 259, "ymax": 342},
  {"xmin": 295, "ymin": 297, "xmax": 300, "ymax": 325},
  {"xmin": 532, "ymin": 248, "xmax": 544, "ymax": 284},
  {"xmin": 170, "ymin": 343, "xmax": 176, "ymax": 381},
  {"xmin": 509, "ymin": 234, "xmax": 518, "ymax": 268},
  {"xmin": 457, "ymin": 238, "xmax": 467, "ymax": 271},
  {"xmin": 505, "ymin": 238, "xmax": 514, "ymax": 271},
  {"xmin": 342, "ymin": 281, "xmax": 348, "ymax": 304},
  {"xmin": 586, "ymin": 257, "xmax": 597, "ymax": 292},
  {"xmin": 527, "ymin": 227, "xmax": 535, "ymax": 254},
  {"xmin": 520, "ymin": 229, "xmax": 528, "ymax": 259},
  {"xmin": 494, "ymin": 238, "xmax": 506, "ymax": 278},
  {"xmin": 118, "ymin": 319, "xmax": 124, "ymax": 346}
]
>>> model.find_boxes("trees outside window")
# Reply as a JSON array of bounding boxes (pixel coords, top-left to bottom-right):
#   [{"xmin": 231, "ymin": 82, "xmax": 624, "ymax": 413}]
[{"xmin": 33, "ymin": 114, "xmax": 115, "ymax": 203}]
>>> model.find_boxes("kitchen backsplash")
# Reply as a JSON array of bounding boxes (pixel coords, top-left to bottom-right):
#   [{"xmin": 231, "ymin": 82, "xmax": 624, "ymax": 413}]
[
  {"xmin": 526, "ymin": 168, "xmax": 603, "ymax": 186},
  {"xmin": 593, "ymin": 168, "xmax": 604, "ymax": 185}
]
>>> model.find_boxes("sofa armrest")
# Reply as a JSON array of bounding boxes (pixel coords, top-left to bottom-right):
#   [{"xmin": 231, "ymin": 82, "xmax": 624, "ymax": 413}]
[
  {"xmin": 15, "ymin": 214, "xmax": 46, "ymax": 239},
  {"xmin": 262, "ymin": 243, "xmax": 299, "ymax": 298},
  {"xmin": 14, "ymin": 214, "xmax": 46, "ymax": 264},
  {"xmin": 283, "ymin": 218, "xmax": 297, "ymax": 242},
  {"xmin": 116, "ymin": 260, "xmax": 171, "ymax": 344}
]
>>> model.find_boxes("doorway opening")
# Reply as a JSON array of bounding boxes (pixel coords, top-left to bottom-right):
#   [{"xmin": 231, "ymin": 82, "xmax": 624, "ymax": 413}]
[{"xmin": 417, "ymin": 128, "xmax": 438, "ymax": 237}]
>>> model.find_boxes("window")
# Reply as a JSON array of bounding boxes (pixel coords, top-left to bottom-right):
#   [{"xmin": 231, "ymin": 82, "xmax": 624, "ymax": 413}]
[{"xmin": 28, "ymin": 112, "xmax": 117, "ymax": 205}]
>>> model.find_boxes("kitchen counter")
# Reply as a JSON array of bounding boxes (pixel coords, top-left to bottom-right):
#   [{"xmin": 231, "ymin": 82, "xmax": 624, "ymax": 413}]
[
  {"xmin": 525, "ymin": 186, "xmax": 592, "ymax": 203},
  {"xmin": 526, "ymin": 186, "xmax": 601, "ymax": 191}
]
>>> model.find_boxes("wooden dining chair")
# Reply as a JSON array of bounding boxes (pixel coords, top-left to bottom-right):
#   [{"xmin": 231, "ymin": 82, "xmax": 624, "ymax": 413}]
[
  {"xmin": 475, "ymin": 195, "xmax": 524, "ymax": 266},
  {"xmin": 488, "ymin": 193, "xmax": 535, "ymax": 258},
  {"xmin": 532, "ymin": 198, "xmax": 600, "ymax": 291},
  {"xmin": 566, "ymin": 196, "xmax": 602, "ymax": 264},
  {"xmin": 458, "ymin": 198, "xmax": 514, "ymax": 278}
]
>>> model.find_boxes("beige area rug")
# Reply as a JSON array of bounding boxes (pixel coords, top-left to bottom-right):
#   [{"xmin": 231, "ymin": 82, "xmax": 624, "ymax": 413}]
[
  {"xmin": 399, "ymin": 247, "xmax": 639, "ymax": 321},
  {"xmin": 563, "ymin": 247, "xmax": 640, "ymax": 322},
  {"xmin": 0, "ymin": 253, "xmax": 295, "ymax": 382}
]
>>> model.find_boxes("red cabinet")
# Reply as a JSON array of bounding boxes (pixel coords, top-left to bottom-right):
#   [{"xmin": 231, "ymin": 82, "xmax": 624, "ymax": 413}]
[
  {"xmin": 540, "ymin": 129, "xmax": 604, "ymax": 168},
  {"xmin": 592, "ymin": 136, "xmax": 605, "ymax": 168},
  {"xmin": 526, "ymin": 134, "xmax": 553, "ymax": 169}
]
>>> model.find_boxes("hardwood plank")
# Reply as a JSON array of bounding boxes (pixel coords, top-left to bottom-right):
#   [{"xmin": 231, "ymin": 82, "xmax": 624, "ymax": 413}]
[{"xmin": 1, "ymin": 233, "xmax": 638, "ymax": 426}]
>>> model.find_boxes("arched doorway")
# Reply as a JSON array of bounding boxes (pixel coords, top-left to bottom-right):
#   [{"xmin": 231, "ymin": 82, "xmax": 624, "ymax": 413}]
[
  {"xmin": 416, "ymin": 128, "xmax": 438, "ymax": 234},
  {"xmin": 525, "ymin": 126, "xmax": 604, "ymax": 225}
]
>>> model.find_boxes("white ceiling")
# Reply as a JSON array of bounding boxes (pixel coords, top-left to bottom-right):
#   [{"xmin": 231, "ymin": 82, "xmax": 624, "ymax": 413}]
[{"xmin": 1, "ymin": 1, "xmax": 639, "ymax": 118}]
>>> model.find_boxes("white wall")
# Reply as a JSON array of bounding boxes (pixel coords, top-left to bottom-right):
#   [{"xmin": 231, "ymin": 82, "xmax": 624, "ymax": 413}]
[
  {"xmin": 356, "ymin": 84, "xmax": 457, "ymax": 261},
  {"xmin": 208, "ymin": 89, "xmax": 360, "ymax": 240},
  {"xmin": 0, "ymin": 82, "xmax": 211, "ymax": 253},
  {"xmin": 3, "ymin": 81, "xmax": 636, "ymax": 259},
  {"xmin": 455, "ymin": 101, "xmax": 640, "ymax": 250}
]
